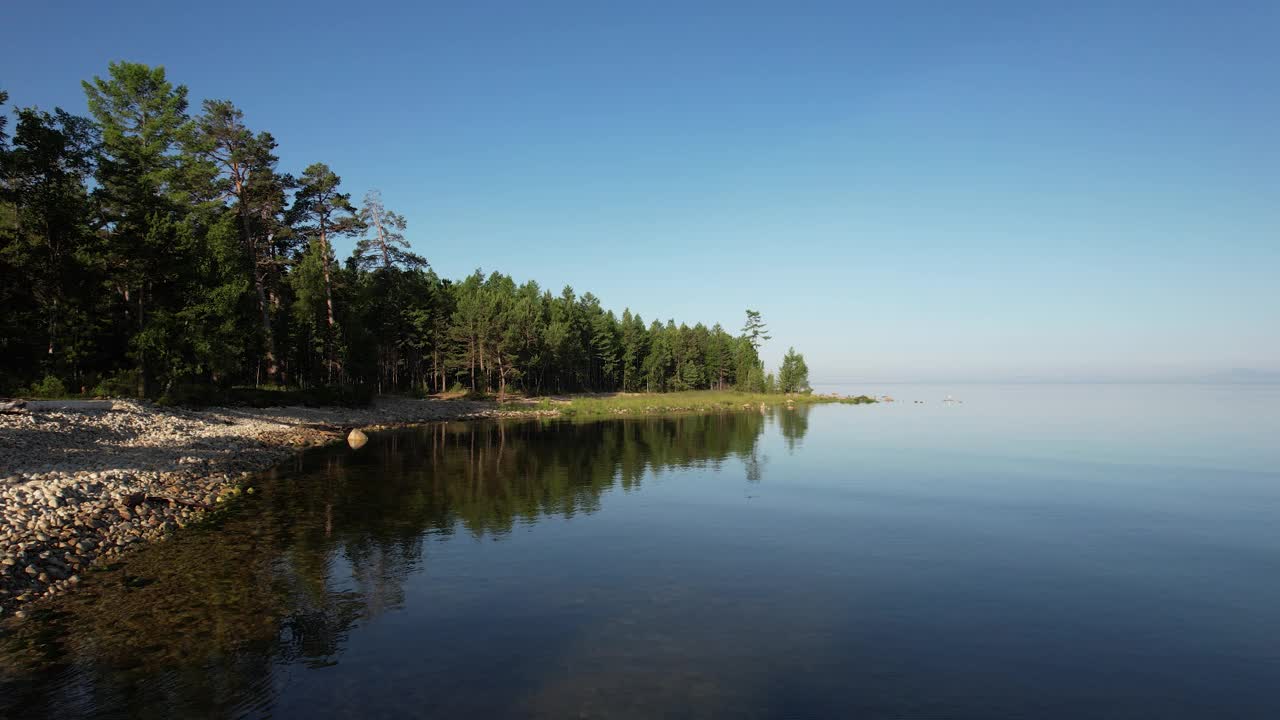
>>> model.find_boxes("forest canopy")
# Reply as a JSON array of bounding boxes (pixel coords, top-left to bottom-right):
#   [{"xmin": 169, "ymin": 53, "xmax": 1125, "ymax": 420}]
[{"xmin": 0, "ymin": 64, "xmax": 810, "ymax": 401}]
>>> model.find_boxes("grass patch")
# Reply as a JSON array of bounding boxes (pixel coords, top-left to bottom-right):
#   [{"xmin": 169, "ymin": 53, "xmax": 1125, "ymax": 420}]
[
  {"xmin": 502, "ymin": 390, "xmax": 876, "ymax": 418},
  {"xmin": 498, "ymin": 397, "xmax": 558, "ymax": 412}
]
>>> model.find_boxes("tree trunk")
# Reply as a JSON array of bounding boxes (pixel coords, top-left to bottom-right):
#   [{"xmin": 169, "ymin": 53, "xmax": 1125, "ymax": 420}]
[
  {"xmin": 136, "ymin": 287, "xmax": 149, "ymax": 397},
  {"xmin": 374, "ymin": 212, "xmax": 391, "ymax": 269},
  {"xmin": 254, "ymin": 271, "xmax": 277, "ymax": 384},
  {"xmin": 239, "ymin": 206, "xmax": 279, "ymax": 385},
  {"xmin": 319, "ymin": 224, "xmax": 337, "ymax": 383}
]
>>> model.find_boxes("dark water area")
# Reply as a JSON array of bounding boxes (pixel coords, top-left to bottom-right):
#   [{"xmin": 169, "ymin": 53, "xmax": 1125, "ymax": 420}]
[{"xmin": 2, "ymin": 385, "xmax": 1279, "ymax": 718}]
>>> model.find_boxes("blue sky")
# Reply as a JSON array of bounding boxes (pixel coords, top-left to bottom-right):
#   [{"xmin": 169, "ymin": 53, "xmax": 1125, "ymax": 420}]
[{"xmin": 5, "ymin": 1, "xmax": 1277, "ymax": 381}]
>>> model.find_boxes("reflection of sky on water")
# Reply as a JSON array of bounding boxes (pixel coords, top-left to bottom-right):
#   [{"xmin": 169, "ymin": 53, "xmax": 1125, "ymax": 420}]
[
  {"xmin": 808, "ymin": 382, "xmax": 1280, "ymax": 472},
  {"xmin": 3, "ymin": 386, "xmax": 1278, "ymax": 719}
]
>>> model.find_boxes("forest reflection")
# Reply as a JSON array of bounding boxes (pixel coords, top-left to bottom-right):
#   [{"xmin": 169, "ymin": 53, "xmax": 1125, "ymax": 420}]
[{"xmin": 0, "ymin": 409, "xmax": 807, "ymax": 719}]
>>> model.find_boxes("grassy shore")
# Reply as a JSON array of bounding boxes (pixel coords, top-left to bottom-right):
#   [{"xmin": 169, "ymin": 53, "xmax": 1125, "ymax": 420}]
[{"xmin": 503, "ymin": 390, "xmax": 877, "ymax": 418}]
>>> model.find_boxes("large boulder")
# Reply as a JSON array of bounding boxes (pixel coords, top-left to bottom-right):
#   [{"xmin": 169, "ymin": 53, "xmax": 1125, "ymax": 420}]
[{"xmin": 347, "ymin": 428, "xmax": 368, "ymax": 450}]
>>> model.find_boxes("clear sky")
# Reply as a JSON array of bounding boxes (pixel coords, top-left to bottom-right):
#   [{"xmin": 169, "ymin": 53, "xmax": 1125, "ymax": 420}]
[{"xmin": 5, "ymin": 0, "xmax": 1277, "ymax": 382}]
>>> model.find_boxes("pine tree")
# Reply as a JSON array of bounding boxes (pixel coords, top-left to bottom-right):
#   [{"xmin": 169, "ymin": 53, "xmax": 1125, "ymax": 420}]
[
  {"xmin": 707, "ymin": 324, "xmax": 733, "ymax": 389},
  {"xmin": 0, "ymin": 106, "xmax": 99, "ymax": 387},
  {"xmin": 448, "ymin": 270, "xmax": 488, "ymax": 391},
  {"xmin": 779, "ymin": 347, "xmax": 811, "ymax": 393},
  {"xmin": 190, "ymin": 99, "xmax": 287, "ymax": 382},
  {"xmin": 591, "ymin": 309, "xmax": 620, "ymax": 390},
  {"xmin": 290, "ymin": 163, "xmax": 361, "ymax": 382},
  {"xmin": 511, "ymin": 280, "xmax": 546, "ymax": 394},
  {"xmin": 644, "ymin": 320, "xmax": 673, "ymax": 392},
  {"xmin": 619, "ymin": 310, "xmax": 648, "ymax": 392},
  {"xmin": 484, "ymin": 272, "xmax": 521, "ymax": 400},
  {"xmin": 741, "ymin": 309, "xmax": 771, "ymax": 353},
  {"xmin": 354, "ymin": 190, "xmax": 425, "ymax": 270},
  {"xmin": 83, "ymin": 62, "xmax": 194, "ymax": 395},
  {"xmin": 2, "ymin": 67, "xmax": 825, "ymax": 400}
]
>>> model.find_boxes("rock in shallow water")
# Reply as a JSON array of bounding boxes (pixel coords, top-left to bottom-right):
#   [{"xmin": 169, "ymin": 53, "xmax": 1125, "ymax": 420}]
[{"xmin": 347, "ymin": 429, "xmax": 369, "ymax": 450}]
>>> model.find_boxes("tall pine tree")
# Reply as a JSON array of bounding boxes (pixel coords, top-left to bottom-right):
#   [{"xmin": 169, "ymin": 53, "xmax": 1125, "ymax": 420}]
[
  {"xmin": 289, "ymin": 163, "xmax": 361, "ymax": 382},
  {"xmin": 83, "ymin": 62, "xmax": 193, "ymax": 395}
]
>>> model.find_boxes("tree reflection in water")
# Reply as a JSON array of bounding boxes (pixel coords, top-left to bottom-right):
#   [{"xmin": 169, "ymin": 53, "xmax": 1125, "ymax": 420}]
[{"xmin": 0, "ymin": 411, "xmax": 795, "ymax": 719}]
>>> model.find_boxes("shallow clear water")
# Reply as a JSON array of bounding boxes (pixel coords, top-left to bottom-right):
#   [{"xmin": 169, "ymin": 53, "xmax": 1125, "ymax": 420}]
[{"xmin": 2, "ymin": 384, "xmax": 1279, "ymax": 718}]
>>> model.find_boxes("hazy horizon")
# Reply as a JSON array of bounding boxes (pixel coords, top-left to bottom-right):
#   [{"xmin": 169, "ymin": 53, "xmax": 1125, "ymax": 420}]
[
  {"xmin": 6, "ymin": 1, "xmax": 1277, "ymax": 379},
  {"xmin": 811, "ymin": 367, "xmax": 1280, "ymax": 385}
]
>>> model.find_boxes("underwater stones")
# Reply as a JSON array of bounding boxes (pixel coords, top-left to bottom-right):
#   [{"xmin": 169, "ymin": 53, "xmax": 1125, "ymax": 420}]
[{"xmin": 0, "ymin": 396, "xmax": 549, "ymax": 617}]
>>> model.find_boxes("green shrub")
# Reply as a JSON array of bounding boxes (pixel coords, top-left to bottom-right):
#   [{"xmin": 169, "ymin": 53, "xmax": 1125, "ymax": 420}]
[
  {"xmin": 27, "ymin": 375, "xmax": 69, "ymax": 398},
  {"xmin": 91, "ymin": 369, "xmax": 142, "ymax": 398}
]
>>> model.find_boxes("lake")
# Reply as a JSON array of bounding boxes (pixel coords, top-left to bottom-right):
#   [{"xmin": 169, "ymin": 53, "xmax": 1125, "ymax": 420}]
[{"xmin": 2, "ymin": 384, "xmax": 1278, "ymax": 718}]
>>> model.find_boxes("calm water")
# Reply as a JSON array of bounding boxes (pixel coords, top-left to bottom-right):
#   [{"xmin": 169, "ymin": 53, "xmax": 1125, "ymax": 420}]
[{"xmin": 2, "ymin": 384, "xmax": 1279, "ymax": 718}]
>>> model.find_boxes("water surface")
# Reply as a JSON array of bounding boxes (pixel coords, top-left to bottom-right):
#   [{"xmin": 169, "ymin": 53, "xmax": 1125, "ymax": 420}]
[{"xmin": 2, "ymin": 384, "xmax": 1278, "ymax": 718}]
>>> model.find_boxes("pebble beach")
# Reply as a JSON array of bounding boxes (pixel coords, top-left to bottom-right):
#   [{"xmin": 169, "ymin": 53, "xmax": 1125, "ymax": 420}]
[{"xmin": 0, "ymin": 398, "xmax": 549, "ymax": 617}]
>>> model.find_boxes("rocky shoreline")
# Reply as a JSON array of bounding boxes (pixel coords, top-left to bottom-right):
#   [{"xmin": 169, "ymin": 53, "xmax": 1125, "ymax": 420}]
[{"xmin": 0, "ymin": 398, "xmax": 551, "ymax": 618}]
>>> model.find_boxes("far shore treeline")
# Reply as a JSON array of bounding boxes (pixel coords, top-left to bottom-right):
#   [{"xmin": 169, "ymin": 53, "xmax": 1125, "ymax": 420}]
[{"xmin": 0, "ymin": 63, "xmax": 812, "ymax": 402}]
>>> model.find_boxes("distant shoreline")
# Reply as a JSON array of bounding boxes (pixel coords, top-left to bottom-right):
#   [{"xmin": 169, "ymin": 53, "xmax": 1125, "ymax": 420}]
[{"xmin": 811, "ymin": 380, "xmax": 1280, "ymax": 386}]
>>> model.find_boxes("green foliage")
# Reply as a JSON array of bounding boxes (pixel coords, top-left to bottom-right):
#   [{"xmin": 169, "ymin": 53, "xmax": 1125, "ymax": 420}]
[
  {"xmin": 738, "ymin": 363, "xmax": 766, "ymax": 393},
  {"xmin": 1, "ymin": 65, "xmax": 830, "ymax": 405},
  {"xmin": 779, "ymin": 347, "xmax": 811, "ymax": 394},
  {"xmin": 546, "ymin": 390, "xmax": 867, "ymax": 418},
  {"xmin": 188, "ymin": 98, "xmax": 291, "ymax": 386},
  {"xmin": 27, "ymin": 375, "xmax": 70, "ymax": 398},
  {"xmin": 82, "ymin": 62, "xmax": 196, "ymax": 396},
  {"xmin": 354, "ymin": 190, "xmax": 424, "ymax": 270},
  {"xmin": 91, "ymin": 369, "xmax": 142, "ymax": 398},
  {"xmin": 0, "ymin": 101, "xmax": 100, "ymax": 391},
  {"xmin": 741, "ymin": 309, "xmax": 771, "ymax": 352}
]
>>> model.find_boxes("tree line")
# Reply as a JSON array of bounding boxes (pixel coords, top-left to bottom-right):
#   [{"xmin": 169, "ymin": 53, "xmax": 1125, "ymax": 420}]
[{"xmin": 0, "ymin": 62, "xmax": 811, "ymax": 400}]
